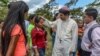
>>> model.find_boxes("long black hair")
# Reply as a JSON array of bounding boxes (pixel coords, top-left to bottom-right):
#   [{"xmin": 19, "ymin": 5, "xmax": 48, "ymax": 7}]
[
  {"xmin": 1, "ymin": 1, "xmax": 29, "ymax": 56},
  {"xmin": 28, "ymin": 14, "xmax": 36, "ymax": 21}
]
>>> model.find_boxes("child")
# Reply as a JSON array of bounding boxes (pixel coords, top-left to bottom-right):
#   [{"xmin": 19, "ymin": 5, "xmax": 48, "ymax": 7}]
[
  {"xmin": 77, "ymin": 20, "xmax": 84, "ymax": 56},
  {"xmin": 27, "ymin": 14, "xmax": 36, "ymax": 56},
  {"xmin": 31, "ymin": 16, "xmax": 47, "ymax": 56}
]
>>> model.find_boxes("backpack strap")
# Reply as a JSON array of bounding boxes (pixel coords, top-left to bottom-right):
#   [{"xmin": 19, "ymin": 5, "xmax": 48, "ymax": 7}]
[{"xmin": 88, "ymin": 24, "xmax": 100, "ymax": 42}]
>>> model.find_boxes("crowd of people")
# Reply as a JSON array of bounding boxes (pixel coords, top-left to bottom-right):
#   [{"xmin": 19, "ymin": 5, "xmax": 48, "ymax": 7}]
[{"xmin": 0, "ymin": 1, "xmax": 100, "ymax": 56}]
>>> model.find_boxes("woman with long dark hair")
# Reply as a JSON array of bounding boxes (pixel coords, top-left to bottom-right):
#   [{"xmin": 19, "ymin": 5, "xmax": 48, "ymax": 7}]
[{"xmin": 1, "ymin": 1, "xmax": 29, "ymax": 56}]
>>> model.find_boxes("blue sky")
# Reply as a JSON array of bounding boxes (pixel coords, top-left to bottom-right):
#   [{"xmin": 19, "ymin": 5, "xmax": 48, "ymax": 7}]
[
  {"xmin": 22, "ymin": 0, "xmax": 95, "ymax": 13},
  {"xmin": 56, "ymin": 0, "xmax": 95, "ymax": 8}
]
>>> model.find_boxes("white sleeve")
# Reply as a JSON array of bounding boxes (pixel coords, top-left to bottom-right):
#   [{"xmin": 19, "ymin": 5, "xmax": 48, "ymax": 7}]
[
  {"xmin": 44, "ymin": 19, "xmax": 58, "ymax": 28},
  {"xmin": 70, "ymin": 22, "xmax": 78, "ymax": 52}
]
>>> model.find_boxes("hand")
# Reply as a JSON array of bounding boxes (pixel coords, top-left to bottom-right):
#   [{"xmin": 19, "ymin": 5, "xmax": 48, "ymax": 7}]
[
  {"xmin": 52, "ymin": 28, "xmax": 56, "ymax": 32},
  {"xmin": 0, "ymin": 52, "xmax": 2, "ymax": 56},
  {"xmin": 89, "ymin": 44, "xmax": 92, "ymax": 49},
  {"xmin": 69, "ymin": 48, "xmax": 73, "ymax": 56},
  {"xmin": 34, "ymin": 48, "xmax": 39, "ymax": 56},
  {"xmin": 78, "ymin": 33, "xmax": 83, "ymax": 37},
  {"xmin": 26, "ymin": 44, "xmax": 29, "ymax": 51},
  {"xmin": 40, "ymin": 16, "xmax": 45, "ymax": 19},
  {"xmin": 69, "ymin": 52, "xmax": 75, "ymax": 56},
  {"xmin": 45, "ymin": 41, "xmax": 48, "ymax": 48},
  {"xmin": 69, "ymin": 52, "xmax": 72, "ymax": 56},
  {"xmin": 26, "ymin": 48, "xmax": 31, "ymax": 56},
  {"xmin": 45, "ymin": 41, "xmax": 47, "ymax": 45},
  {"xmin": 35, "ymin": 52, "xmax": 39, "ymax": 56}
]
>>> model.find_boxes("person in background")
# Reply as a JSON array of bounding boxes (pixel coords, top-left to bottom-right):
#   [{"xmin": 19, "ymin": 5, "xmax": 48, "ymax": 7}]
[
  {"xmin": 25, "ymin": 20, "xmax": 29, "ymax": 30},
  {"xmin": 27, "ymin": 14, "xmax": 36, "ymax": 56},
  {"xmin": 31, "ymin": 16, "xmax": 47, "ymax": 56},
  {"xmin": 1, "ymin": 1, "xmax": 29, "ymax": 56},
  {"xmin": 81, "ymin": 8, "xmax": 100, "ymax": 56},
  {"xmin": 50, "ymin": 13, "xmax": 59, "ymax": 47},
  {"xmin": 77, "ymin": 20, "xmax": 84, "ymax": 56}
]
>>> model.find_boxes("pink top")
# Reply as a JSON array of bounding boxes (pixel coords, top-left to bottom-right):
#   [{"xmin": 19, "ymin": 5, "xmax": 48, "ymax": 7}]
[{"xmin": 11, "ymin": 24, "xmax": 26, "ymax": 56}]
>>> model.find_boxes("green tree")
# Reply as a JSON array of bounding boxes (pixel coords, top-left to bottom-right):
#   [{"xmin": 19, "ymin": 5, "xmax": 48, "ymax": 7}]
[
  {"xmin": 87, "ymin": 0, "xmax": 100, "ymax": 7},
  {"xmin": 50, "ymin": 0, "xmax": 79, "ymax": 7},
  {"xmin": 0, "ymin": 0, "xmax": 8, "ymax": 6},
  {"xmin": 34, "ymin": 3, "xmax": 53, "ymax": 20},
  {"xmin": 70, "ymin": 7, "xmax": 83, "ymax": 16},
  {"xmin": 0, "ymin": 0, "xmax": 8, "ymax": 20},
  {"xmin": 65, "ymin": 0, "xmax": 79, "ymax": 7}
]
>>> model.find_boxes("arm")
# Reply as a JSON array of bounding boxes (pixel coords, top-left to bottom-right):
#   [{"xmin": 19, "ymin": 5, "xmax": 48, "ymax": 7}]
[
  {"xmin": 91, "ymin": 27, "xmax": 100, "ymax": 56},
  {"xmin": 6, "ymin": 35, "xmax": 19, "ymax": 56},
  {"xmin": 70, "ymin": 23, "xmax": 78, "ymax": 52},
  {"xmin": 0, "ymin": 45, "xmax": 2, "ymax": 56},
  {"xmin": 31, "ymin": 30, "xmax": 39, "ymax": 56},
  {"xmin": 44, "ymin": 31, "xmax": 47, "ymax": 45},
  {"xmin": 78, "ymin": 29, "xmax": 84, "ymax": 37},
  {"xmin": 0, "ymin": 34, "xmax": 1, "ymax": 55},
  {"xmin": 6, "ymin": 25, "xmax": 21, "ymax": 56},
  {"xmin": 27, "ymin": 25, "xmax": 32, "ymax": 50},
  {"xmin": 44, "ymin": 19, "xmax": 58, "ymax": 28}
]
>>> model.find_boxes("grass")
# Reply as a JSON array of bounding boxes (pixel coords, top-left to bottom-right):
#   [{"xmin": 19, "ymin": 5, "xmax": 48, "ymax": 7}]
[{"xmin": 45, "ymin": 28, "xmax": 53, "ymax": 56}]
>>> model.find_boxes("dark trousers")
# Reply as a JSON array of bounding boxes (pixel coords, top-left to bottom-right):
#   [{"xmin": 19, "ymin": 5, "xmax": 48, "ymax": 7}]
[
  {"xmin": 81, "ymin": 50, "xmax": 91, "ymax": 56},
  {"xmin": 77, "ymin": 38, "xmax": 82, "ymax": 56},
  {"xmin": 77, "ymin": 38, "xmax": 91, "ymax": 56},
  {"xmin": 52, "ymin": 32, "xmax": 56, "ymax": 47},
  {"xmin": 38, "ymin": 48, "xmax": 45, "ymax": 56},
  {"xmin": 70, "ymin": 52, "xmax": 76, "ymax": 56}
]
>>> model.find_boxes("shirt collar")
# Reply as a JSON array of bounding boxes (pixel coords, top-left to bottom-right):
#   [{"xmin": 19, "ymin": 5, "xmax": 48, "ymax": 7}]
[
  {"xmin": 36, "ymin": 27, "xmax": 43, "ymax": 31},
  {"xmin": 85, "ymin": 20, "xmax": 97, "ymax": 29},
  {"xmin": 62, "ymin": 17, "xmax": 70, "ymax": 22}
]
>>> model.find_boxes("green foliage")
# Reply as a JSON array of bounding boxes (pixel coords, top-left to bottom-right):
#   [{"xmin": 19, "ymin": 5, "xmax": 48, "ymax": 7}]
[
  {"xmin": 0, "ymin": 0, "xmax": 8, "ymax": 6},
  {"xmin": 65, "ymin": 0, "xmax": 79, "ymax": 7},
  {"xmin": 96, "ymin": 15, "xmax": 100, "ymax": 24},
  {"xmin": 34, "ymin": 3, "xmax": 53, "ymax": 20},
  {"xmin": 87, "ymin": 0, "xmax": 100, "ymax": 7},
  {"xmin": 0, "ymin": 0, "xmax": 8, "ymax": 20},
  {"xmin": 0, "ymin": 7, "xmax": 8, "ymax": 20},
  {"xmin": 70, "ymin": 7, "xmax": 83, "ymax": 16}
]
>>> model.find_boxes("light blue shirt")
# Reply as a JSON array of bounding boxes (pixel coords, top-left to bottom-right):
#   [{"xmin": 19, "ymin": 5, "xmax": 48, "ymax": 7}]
[
  {"xmin": 81, "ymin": 21, "xmax": 100, "ymax": 56},
  {"xmin": 25, "ymin": 20, "xmax": 29, "ymax": 30}
]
